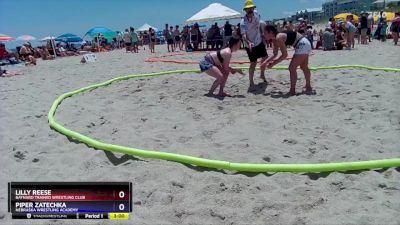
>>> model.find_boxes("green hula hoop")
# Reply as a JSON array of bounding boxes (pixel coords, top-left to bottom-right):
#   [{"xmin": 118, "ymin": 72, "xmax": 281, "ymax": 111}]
[{"xmin": 48, "ymin": 65, "xmax": 400, "ymax": 173}]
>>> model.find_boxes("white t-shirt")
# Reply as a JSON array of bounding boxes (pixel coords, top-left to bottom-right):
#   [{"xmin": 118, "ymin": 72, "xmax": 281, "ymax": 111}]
[
  {"xmin": 240, "ymin": 10, "xmax": 263, "ymax": 47},
  {"xmin": 367, "ymin": 15, "xmax": 374, "ymax": 28},
  {"xmin": 123, "ymin": 32, "xmax": 131, "ymax": 43}
]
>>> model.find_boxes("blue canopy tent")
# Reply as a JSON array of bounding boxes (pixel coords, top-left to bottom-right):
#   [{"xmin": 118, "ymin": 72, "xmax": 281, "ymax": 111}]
[{"xmin": 56, "ymin": 33, "xmax": 83, "ymax": 43}]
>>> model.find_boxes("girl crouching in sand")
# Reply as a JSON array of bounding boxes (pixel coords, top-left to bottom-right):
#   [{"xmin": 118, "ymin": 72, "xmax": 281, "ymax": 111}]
[
  {"xmin": 261, "ymin": 25, "xmax": 313, "ymax": 96},
  {"xmin": 199, "ymin": 36, "xmax": 243, "ymax": 96}
]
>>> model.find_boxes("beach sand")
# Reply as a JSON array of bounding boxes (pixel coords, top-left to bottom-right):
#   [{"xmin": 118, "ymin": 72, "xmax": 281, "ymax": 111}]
[{"xmin": 0, "ymin": 42, "xmax": 399, "ymax": 225}]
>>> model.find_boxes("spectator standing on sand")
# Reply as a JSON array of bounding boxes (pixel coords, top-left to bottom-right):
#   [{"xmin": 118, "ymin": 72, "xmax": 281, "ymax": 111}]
[
  {"xmin": 130, "ymin": 27, "xmax": 139, "ymax": 53},
  {"xmin": 240, "ymin": 0, "xmax": 268, "ymax": 88},
  {"xmin": 182, "ymin": 26, "xmax": 190, "ymax": 50},
  {"xmin": 149, "ymin": 28, "xmax": 156, "ymax": 53},
  {"xmin": 224, "ymin": 21, "xmax": 233, "ymax": 46},
  {"xmin": 174, "ymin": 25, "xmax": 182, "ymax": 51},
  {"xmin": 360, "ymin": 12, "xmax": 368, "ymax": 45},
  {"xmin": 164, "ymin": 24, "xmax": 175, "ymax": 52},
  {"xmin": 123, "ymin": 29, "xmax": 132, "ymax": 52},
  {"xmin": 367, "ymin": 12, "xmax": 374, "ymax": 42},
  {"xmin": 391, "ymin": 12, "xmax": 400, "ymax": 45},
  {"xmin": 345, "ymin": 15, "xmax": 357, "ymax": 49}
]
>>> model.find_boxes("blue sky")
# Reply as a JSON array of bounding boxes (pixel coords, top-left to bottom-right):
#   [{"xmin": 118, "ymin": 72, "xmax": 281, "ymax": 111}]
[{"xmin": 0, "ymin": 0, "xmax": 324, "ymax": 38}]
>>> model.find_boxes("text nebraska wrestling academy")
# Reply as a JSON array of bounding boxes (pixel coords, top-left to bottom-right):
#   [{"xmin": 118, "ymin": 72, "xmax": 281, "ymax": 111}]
[{"xmin": 15, "ymin": 202, "xmax": 79, "ymax": 213}]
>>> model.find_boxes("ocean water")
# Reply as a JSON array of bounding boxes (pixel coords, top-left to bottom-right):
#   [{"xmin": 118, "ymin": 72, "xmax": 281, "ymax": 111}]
[{"xmin": 3, "ymin": 40, "xmax": 44, "ymax": 52}]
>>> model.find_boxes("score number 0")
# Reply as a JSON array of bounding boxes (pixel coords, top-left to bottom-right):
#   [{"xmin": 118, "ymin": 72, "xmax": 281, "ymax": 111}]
[{"xmin": 118, "ymin": 191, "xmax": 126, "ymax": 211}]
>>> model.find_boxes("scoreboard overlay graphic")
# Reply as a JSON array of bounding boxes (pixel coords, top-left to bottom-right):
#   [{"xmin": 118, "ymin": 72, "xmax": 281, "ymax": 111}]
[{"xmin": 8, "ymin": 182, "xmax": 132, "ymax": 220}]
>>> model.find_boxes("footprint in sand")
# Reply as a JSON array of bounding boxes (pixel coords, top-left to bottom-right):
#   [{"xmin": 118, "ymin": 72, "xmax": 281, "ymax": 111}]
[
  {"xmin": 130, "ymin": 89, "xmax": 142, "ymax": 94},
  {"xmin": 171, "ymin": 181, "xmax": 184, "ymax": 188},
  {"xmin": 86, "ymin": 122, "xmax": 96, "ymax": 128},
  {"xmin": 193, "ymin": 113, "xmax": 203, "ymax": 121},
  {"xmin": 210, "ymin": 210, "xmax": 225, "ymax": 221},
  {"xmin": 262, "ymin": 156, "xmax": 271, "ymax": 162},
  {"xmin": 283, "ymin": 138, "xmax": 297, "ymax": 145},
  {"xmin": 14, "ymin": 151, "xmax": 27, "ymax": 161},
  {"xmin": 35, "ymin": 114, "xmax": 44, "ymax": 118},
  {"xmin": 137, "ymin": 82, "xmax": 145, "ymax": 88},
  {"xmin": 202, "ymin": 130, "xmax": 216, "ymax": 140},
  {"xmin": 177, "ymin": 136, "xmax": 192, "ymax": 143},
  {"xmin": 308, "ymin": 147, "xmax": 317, "ymax": 154}
]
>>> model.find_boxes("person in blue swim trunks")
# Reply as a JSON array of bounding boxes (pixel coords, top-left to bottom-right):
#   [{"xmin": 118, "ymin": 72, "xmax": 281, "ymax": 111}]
[{"xmin": 199, "ymin": 36, "xmax": 244, "ymax": 97}]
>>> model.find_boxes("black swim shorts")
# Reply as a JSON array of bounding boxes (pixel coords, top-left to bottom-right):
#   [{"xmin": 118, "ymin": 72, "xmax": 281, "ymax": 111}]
[{"xmin": 245, "ymin": 42, "xmax": 268, "ymax": 63}]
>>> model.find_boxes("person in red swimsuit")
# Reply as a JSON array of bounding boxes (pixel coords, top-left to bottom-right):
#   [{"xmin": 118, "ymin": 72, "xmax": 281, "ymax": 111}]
[{"xmin": 0, "ymin": 43, "xmax": 19, "ymax": 61}]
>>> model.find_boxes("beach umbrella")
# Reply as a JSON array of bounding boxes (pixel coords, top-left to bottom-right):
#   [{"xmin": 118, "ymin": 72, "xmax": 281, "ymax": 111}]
[
  {"xmin": 84, "ymin": 27, "xmax": 117, "ymax": 41},
  {"xmin": 84, "ymin": 27, "xmax": 117, "ymax": 51},
  {"xmin": 40, "ymin": 36, "xmax": 57, "ymax": 58},
  {"xmin": 40, "ymin": 36, "xmax": 56, "ymax": 41},
  {"xmin": 16, "ymin": 35, "xmax": 36, "ymax": 41},
  {"xmin": 0, "ymin": 34, "xmax": 15, "ymax": 41},
  {"xmin": 373, "ymin": 12, "xmax": 396, "ymax": 23},
  {"xmin": 56, "ymin": 33, "xmax": 83, "ymax": 43},
  {"xmin": 334, "ymin": 13, "xmax": 359, "ymax": 23}
]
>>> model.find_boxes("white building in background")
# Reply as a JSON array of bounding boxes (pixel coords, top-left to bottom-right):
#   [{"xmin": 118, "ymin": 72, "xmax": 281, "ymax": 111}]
[
  {"xmin": 289, "ymin": 7, "xmax": 324, "ymax": 22},
  {"xmin": 373, "ymin": 0, "xmax": 400, "ymax": 8},
  {"xmin": 322, "ymin": 0, "xmax": 375, "ymax": 18}
]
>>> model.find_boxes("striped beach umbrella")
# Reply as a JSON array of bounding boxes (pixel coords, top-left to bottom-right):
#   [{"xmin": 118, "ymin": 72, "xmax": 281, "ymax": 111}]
[
  {"xmin": 0, "ymin": 34, "xmax": 15, "ymax": 41},
  {"xmin": 16, "ymin": 35, "xmax": 36, "ymax": 41}
]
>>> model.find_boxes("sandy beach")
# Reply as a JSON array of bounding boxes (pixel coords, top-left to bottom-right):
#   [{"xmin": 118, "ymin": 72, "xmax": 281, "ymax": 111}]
[{"xmin": 1, "ymin": 41, "xmax": 399, "ymax": 225}]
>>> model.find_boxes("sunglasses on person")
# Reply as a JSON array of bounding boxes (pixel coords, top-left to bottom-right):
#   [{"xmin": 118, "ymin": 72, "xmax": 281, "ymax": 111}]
[{"xmin": 246, "ymin": 10, "xmax": 254, "ymax": 15}]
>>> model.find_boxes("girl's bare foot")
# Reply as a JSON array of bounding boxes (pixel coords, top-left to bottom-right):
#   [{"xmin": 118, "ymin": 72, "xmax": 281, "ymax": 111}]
[
  {"xmin": 260, "ymin": 75, "xmax": 267, "ymax": 83},
  {"xmin": 303, "ymin": 86, "xmax": 312, "ymax": 91},
  {"xmin": 288, "ymin": 89, "xmax": 296, "ymax": 96},
  {"xmin": 218, "ymin": 92, "xmax": 231, "ymax": 97},
  {"xmin": 205, "ymin": 92, "xmax": 215, "ymax": 97}
]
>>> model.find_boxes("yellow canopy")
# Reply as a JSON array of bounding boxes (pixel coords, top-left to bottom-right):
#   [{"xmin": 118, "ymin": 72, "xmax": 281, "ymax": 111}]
[
  {"xmin": 334, "ymin": 13, "xmax": 359, "ymax": 23},
  {"xmin": 373, "ymin": 12, "xmax": 395, "ymax": 22}
]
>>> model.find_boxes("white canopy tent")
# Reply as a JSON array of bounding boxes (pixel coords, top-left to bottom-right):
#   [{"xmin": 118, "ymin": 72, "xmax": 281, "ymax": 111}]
[
  {"xmin": 136, "ymin": 23, "xmax": 158, "ymax": 32},
  {"xmin": 186, "ymin": 3, "xmax": 242, "ymax": 24}
]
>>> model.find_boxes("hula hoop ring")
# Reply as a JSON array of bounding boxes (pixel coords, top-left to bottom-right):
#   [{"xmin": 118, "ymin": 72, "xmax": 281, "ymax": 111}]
[{"xmin": 48, "ymin": 65, "xmax": 400, "ymax": 173}]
